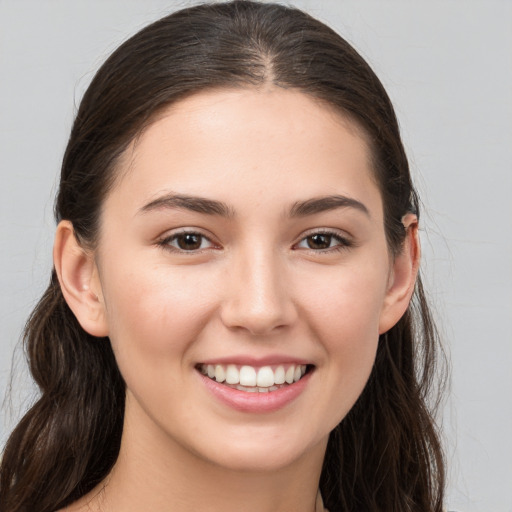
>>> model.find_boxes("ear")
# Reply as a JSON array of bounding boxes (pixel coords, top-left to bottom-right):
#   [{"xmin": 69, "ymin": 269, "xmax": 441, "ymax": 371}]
[
  {"xmin": 378, "ymin": 213, "xmax": 420, "ymax": 334},
  {"xmin": 53, "ymin": 220, "xmax": 109, "ymax": 337}
]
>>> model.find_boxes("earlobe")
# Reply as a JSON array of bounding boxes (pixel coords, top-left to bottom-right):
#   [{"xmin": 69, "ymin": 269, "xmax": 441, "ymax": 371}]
[
  {"xmin": 378, "ymin": 213, "xmax": 420, "ymax": 334},
  {"xmin": 53, "ymin": 220, "xmax": 109, "ymax": 337}
]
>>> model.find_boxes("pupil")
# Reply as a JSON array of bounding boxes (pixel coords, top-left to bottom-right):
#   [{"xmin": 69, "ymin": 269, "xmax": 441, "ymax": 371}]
[
  {"xmin": 178, "ymin": 234, "xmax": 201, "ymax": 250},
  {"xmin": 308, "ymin": 234, "xmax": 331, "ymax": 249}
]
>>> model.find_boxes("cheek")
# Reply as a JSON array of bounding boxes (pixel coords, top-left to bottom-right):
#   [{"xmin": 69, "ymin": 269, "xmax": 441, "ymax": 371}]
[
  {"xmin": 298, "ymin": 256, "xmax": 389, "ymax": 341},
  {"xmin": 100, "ymin": 259, "xmax": 220, "ymax": 372},
  {"xmin": 296, "ymin": 258, "xmax": 388, "ymax": 420}
]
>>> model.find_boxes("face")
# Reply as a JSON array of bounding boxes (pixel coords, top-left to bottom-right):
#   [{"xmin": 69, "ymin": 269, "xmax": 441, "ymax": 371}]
[{"xmin": 86, "ymin": 88, "xmax": 409, "ymax": 472}]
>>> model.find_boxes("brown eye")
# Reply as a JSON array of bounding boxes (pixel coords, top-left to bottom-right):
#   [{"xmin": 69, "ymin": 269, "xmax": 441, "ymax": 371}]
[
  {"xmin": 176, "ymin": 233, "xmax": 202, "ymax": 250},
  {"xmin": 295, "ymin": 231, "xmax": 352, "ymax": 253},
  {"xmin": 306, "ymin": 234, "xmax": 333, "ymax": 250},
  {"xmin": 161, "ymin": 232, "xmax": 215, "ymax": 252}
]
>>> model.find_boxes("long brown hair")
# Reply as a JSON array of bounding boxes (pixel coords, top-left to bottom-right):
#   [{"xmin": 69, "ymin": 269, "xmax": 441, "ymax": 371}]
[{"xmin": 0, "ymin": 2, "xmax": 446, "ymax": 511}]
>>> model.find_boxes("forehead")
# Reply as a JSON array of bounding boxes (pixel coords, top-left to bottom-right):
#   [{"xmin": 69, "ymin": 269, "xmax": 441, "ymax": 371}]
[{"xmin": 108, "ymin": 87, "xmax": 381, "ymax": 218}]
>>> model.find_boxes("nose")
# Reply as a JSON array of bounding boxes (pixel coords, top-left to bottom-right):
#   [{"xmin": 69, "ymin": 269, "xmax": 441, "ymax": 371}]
[{"xmin": 220, "ymin": 246, "xmax": 297, "ymax": 336}]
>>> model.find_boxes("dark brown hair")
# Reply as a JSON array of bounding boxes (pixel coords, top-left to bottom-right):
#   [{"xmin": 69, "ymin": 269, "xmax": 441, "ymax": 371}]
[{"xmin": 0, "ymin": 2, "xmax": 446, "ymax": 511}]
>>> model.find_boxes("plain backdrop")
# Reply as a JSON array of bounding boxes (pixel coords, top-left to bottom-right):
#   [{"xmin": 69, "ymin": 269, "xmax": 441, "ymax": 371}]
[{"xmin": 1, "ymin": 1, "xmax": 511, "ymax": 510}]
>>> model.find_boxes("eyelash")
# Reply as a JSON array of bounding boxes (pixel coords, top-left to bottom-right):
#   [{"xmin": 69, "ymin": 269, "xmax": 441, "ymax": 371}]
[
  {"xmin": 157, "ymin": 229, "xmax": 353, "ymax": 254},
  {"xmin": 294, "ymin": 230, "xmax": 353, "ymax": 254},
  {"xmin": 157, "ymin": 230, "xmax": 218, "ymax": 253}
]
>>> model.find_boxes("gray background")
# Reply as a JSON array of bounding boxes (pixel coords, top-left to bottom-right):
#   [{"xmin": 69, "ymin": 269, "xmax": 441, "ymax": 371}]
[{"xmin": 1, "ymin": 1, "xmax": 511, "ymax": 510}]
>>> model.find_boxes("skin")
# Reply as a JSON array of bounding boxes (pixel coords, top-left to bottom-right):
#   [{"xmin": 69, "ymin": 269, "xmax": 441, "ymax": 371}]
[{"xmin": 55, "ymin": 87, "xmax": 419, "ymax": 512}]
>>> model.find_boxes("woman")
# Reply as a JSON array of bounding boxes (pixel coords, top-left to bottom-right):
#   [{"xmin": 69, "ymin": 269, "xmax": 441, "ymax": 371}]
[{"xmin": 0, "ymin": 1, "xmax": 446, "ymax": 511}]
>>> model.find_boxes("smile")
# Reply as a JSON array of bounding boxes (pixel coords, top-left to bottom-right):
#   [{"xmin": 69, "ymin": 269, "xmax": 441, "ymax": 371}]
[
  {"xmin": 197, "ymin": 362, "xmax": 313, "ymax": 413},
  {"xmin": 198, "ymin": 363, "xmax": 309, "ymax": 393}
]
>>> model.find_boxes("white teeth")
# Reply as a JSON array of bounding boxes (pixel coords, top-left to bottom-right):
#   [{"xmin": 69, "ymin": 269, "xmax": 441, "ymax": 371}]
[
  {"xmin": 274, "ymin": 365, "xmax": 285, "ymax": 385},
  {"xmin": 256, "ymin": 366, "xmax": 274, "ymax": 387},
  {"xmin": 215, "ymin": 365, "xmax": 226, "ymax": 383},
  {"xmin": 225, "ymin": 364, "xmax": 239, "ymax": 384},
  {"xmin": 285, "ymin": 366, "xmax": 295, "ymax": 384},
  {"xmin": 235, "ymin": 384, "xmax": 272, "ymax": 393},
  {"xmin": 239, "ymin": 365, "xmax": 257, "ymax": 386},
  {"xmin": 236, "ymin": 384, "xmax": 257, "ymax": 392},
  {"xmin": 200, "ymin": 363, "xmax": 309, "ymax": 390}
]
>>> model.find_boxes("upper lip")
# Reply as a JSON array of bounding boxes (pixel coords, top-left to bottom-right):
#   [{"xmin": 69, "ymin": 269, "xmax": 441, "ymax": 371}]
[{"xmin": 198, "ymin": 355, "xmax": 313, "ymax": 367}]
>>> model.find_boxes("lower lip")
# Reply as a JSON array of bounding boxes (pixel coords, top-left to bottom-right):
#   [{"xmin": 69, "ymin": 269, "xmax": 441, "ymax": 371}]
[{"xmin": 198, "ymin": 370, "xmax": 312, "ymax": 413}]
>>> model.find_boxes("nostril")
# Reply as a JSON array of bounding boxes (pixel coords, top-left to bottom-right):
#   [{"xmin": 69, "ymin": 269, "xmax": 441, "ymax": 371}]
[{"xmin": 220, "ymin": 302, "xmax": 297, "ymax": 336}]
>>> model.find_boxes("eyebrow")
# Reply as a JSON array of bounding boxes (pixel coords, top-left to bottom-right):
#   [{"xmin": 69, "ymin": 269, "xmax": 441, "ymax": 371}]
[
  {"xmin": 289, "ymin": 195, "xmax": 370, "ymax": 218},
  {"xmin": 139, "ymin": 193, "xmax": 235, "ymax": 217},
  {"xmin": 138, "ymin": 192, "xmax": 369, "ymax": 218}
]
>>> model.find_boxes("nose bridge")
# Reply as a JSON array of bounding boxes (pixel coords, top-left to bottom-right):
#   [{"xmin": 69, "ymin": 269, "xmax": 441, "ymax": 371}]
[{"xmin": 221, "ymin": 241, "xmax": 295, "ymax": 335}]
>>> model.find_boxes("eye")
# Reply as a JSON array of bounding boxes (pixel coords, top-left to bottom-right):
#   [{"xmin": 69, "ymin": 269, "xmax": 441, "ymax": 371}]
[
  {"xmin": 295, "ymin": 231, "xmax": 352, "ymax": 252},
  {"xmin": 159, "ymin": 231, "xmax": 216, "ymax": 252}
]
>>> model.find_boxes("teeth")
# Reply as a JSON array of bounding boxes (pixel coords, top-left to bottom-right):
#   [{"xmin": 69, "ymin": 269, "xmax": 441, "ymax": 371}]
[
  {"xmin": 236, "ymin": 385, "xmax": 258, "ymax": 392},
  {"xmin": 239, "ymin": 366, "xmax": 257, "ymax": 386},
  {"xmin": 274, "ymin": 365, "xmax": 285, "ymax": 385},
  {"xmin": 256, "ymin": 366, "xmax": 274, "ymax": 387},
  {"xmin": 225, "ymin": 364, "xmax": 239, "ymax": 384},
  {"xmin": 285, "ymin": 366, "xmax": 295, "ymax": 384},
  {"xmin": 202, "ymin": 363, "xmax": 309, "ymax": 391},
  {"xmin": 214, "ymin": 365, "xmax": 226, "ymax": 383}
]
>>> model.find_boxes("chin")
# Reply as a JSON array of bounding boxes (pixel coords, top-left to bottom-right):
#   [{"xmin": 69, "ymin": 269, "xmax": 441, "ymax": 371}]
[{"xmin": 186, "ymin": 425, "xmax": 328, "ymax": 473}]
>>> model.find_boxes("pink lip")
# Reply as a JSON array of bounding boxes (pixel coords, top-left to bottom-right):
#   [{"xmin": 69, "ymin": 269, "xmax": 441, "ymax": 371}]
[
  {"xmin": 200, "ymin": 355, "xmax": 311, "ymax": 366},
  {"xmin": 197, "ymin": 369, "xmax": 312, "ymax": 413}
]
